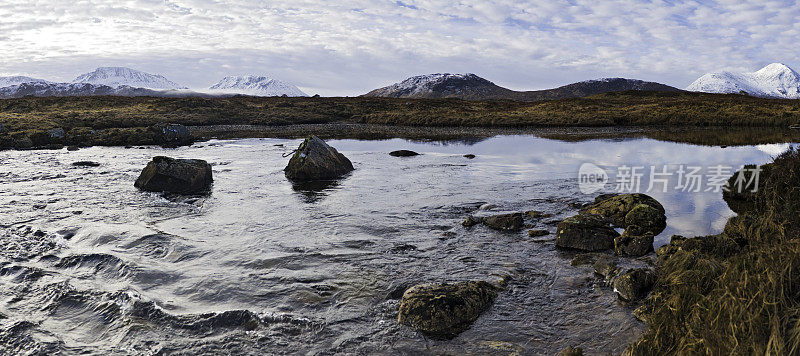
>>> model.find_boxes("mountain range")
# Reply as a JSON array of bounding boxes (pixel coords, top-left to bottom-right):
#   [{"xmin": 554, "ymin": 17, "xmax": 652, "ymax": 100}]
[
  {"xmin": 2, "ymin": 63, "xmax": 800, "ymax": 100},
  {"xmin": 686, "ymin": 63, "xmax": 800, "ymax": 99},
  {"xmin": 363, "ymin": 73, "xmax": 681, "ymax": 101},
  {"xmin": 0, "ymin": 67, "xmax": 307, "ymax": 99}
]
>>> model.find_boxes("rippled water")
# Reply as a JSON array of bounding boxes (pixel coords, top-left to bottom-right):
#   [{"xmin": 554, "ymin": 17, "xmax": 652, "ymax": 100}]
[{"xmin": 0, "ymin": 134, "xmax": 792, "ymax": 354}]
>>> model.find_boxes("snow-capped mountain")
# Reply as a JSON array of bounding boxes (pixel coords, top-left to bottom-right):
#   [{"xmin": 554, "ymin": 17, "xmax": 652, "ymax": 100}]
[
  {"xmin": 686, "ymin": 63, "xmax": 800, "ymax": 99},
  {"xmin": 73, "ymin": 67, "xmax": 186, "ymax": 90},
  {"xmin": 208, "ymin": 76, "xmax": 307, "ymax": 97},
  {"xmin": 0, "ymin": 76, "xmax": 50, "ymax": 87},
  {"xmin": 0, "ymin": 82, "xmax": 178, "ymax": 99},
  {"xmin": 364, "ymin": 73, "xmax": 494, "ymax": 99},
  {"xmin": 364, "ymin": 73, "xmax": 680, "ymax": 101}
]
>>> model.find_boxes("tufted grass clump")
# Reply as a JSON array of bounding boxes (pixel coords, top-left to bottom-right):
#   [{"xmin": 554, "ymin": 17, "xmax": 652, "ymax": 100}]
[{"xmin": 628, "ymin": 148, "xmax": 800, "ymax": 354}]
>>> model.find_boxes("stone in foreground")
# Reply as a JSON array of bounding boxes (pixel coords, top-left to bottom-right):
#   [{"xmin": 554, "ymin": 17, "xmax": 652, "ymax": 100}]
[
  {"xmin": 582, "ymin": 193, "xmax": 665, "ymax": 230},
  {"xmin": 135, "ymin": 156, "xmax": 213, "ymax": 194},
  {"xmin": 555, "ymin": 215, "xmax": 619, "ymax": 251},
  {"xmin": 398, "ymin": 281, "xmax": 498, "ymax": 339},
  {"xmin": 285, "ymin": 136, "xmax": 354, "ymax": 181},
  {"xmin": 613, "ymin": 268, "xmax": 656, "ymax": 301}
]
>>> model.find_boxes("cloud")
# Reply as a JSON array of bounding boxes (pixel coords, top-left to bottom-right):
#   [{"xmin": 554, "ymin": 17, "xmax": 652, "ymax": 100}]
[{"xmin": 1, "ymin": 0, "xmax": 799, "ymax": 95}]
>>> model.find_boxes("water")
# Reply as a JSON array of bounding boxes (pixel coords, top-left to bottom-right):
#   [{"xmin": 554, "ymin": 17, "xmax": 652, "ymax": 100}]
[{"xmin": 0, "ymin": 134, "xmax": 792, "ymax": 354}]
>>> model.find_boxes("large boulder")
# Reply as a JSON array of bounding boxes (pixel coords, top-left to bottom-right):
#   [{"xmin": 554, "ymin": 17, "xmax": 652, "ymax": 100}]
[
  {"xmin": 582, "ymin": 194, "xmax": 664, "ymax": 227},
  {"xmin": 624, "ymin": 204, "xmax": 666, "ymax": 235},
  {"xmin": 555, "ymin": 215, "xmax": 619, "ymax": 251},
  {"xmin": 134, "ymin": 156, "xmax": 213, "ymax": 194},
  {"xmin": 285, "ymin": 136, "xmax": 354, "ymax": 181},
  {"xmin": 613, "ymin": 268, "xmax": 656, "ymax": 301},
  {"xmin": 398, "ymin": 281, "xmax": 498, "ymax": 339}
]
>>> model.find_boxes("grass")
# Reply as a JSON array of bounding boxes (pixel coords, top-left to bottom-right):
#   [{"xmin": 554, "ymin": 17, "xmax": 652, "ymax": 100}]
[
  {"xmin": 1, "ymin": 91, "xmax": 800, "ymax": 148},
  {"xmin": 628, "ymin": 148, "xmax": 800, "ymax": 354}
]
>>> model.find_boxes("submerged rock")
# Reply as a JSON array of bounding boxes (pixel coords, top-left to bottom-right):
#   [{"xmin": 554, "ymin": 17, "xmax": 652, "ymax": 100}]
[
  {"xmin": 284, "ymin": 136, "xmax": 354, "ymax": 181},
  {"xmin": 389, "ymin": 150, "xmax": 420, "ymax": 157},
  {"xmin": 72, "ymin": 161, "xmax": 100, "ymax": 167},
  {"xmin": 397, "ymin": 281, "xmax": 498, "ymax": 339},
  {"xmin": 482, "ymin": 213, "xmax": 524, "ymax": 231},
  {"xmin": 528, "ymin": 229, "xmax": 549, "ymax": 237},
  {"xmin": 463, "ymin": 154, "xmax": 476, "ymax": 159},
  {"xmin": 134, "ymin": 156, "xmax": 213, "ymax": 194},
  {"xmin": 613, "ymin": 268, "xmax": 656, "ymax": 301},
  {"xmin": 462, "ymin": 215, "xmax": 482, "ymax": 227},
  {"xmin": 593, "ymin": 255, "xmax": 618, "ymax": 280},
  {"xmin": 555, "ymin": 215, "xmax": 619, "ymax": 251}
]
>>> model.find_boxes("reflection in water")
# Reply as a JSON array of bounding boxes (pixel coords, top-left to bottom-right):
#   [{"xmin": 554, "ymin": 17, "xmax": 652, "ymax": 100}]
[
  {"xmin": 0, "ymin": 134, "xmax": 794, "ymax": 354},
  {"xmin": 291, "ymin": 179, "xmax": 341, "ymax": 203}
]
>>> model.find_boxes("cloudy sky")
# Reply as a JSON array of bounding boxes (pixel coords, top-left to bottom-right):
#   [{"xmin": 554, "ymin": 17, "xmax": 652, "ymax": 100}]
[{"xmin": 1, "ymin": 0, "xmax": 798, "ymax": 96}]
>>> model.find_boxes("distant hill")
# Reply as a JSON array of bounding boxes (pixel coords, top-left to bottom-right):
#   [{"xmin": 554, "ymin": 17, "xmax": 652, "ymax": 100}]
[
  {"xmin": 686, "ymin": 63, "xmax": 800, "ymax": 99},
  {"xmin": 209, "ymin": 75, "xmax": 307, "ymax": 97},
  {"xmin": 363, "ymin": 73, "xmax": 682, "ymax": 101}
]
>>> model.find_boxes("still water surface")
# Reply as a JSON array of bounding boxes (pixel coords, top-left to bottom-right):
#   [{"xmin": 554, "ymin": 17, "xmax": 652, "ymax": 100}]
[{"xmin": 0, "ymin": 134, "xmax": 791, "ymax": 354}]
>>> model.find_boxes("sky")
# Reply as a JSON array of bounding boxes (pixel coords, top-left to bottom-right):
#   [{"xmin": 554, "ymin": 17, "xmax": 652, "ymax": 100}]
[{"xmin": 0, "ymin": 0, "xmax": 798, "ymax": 96}]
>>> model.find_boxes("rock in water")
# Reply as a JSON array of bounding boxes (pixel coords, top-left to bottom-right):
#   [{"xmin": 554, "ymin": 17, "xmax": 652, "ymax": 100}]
[
  {"xmin": 614, "ymin": 227, "xmax": 655, "ymax": 257},
  {"xmin": 581, "ymin": 193, "xmax": 665, "ymax": 229},
  {"xmin": 134, "ymin": 156, "xmax": 213, "ymax": 194},
  {"xmin": 613, "ymin": 268, "xmax": 656, "ymax": 301},
  {"xmin": 555, "ymin": 215, "xmax": 619, "ymax": 251},
  {"xmin": 398, "ymin": 281, "xmax": 498, "ymax": 339},
  {"xmin": 389, "ymin": 150, "xmax": 420, "ymax": 157},
  {"xmin": 482, "ymin": 213, "xmax": 524, "ymax": 231},
  {"xmin": 284, "ymin": 136, "xmax": 354, "ymax": 181}
]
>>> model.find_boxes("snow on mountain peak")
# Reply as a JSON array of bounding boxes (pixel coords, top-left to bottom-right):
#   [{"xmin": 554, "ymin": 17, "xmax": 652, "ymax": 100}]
[
  {"xmin": 687, "ymin": 63, "xmax": 800, "ymax": 99},
  {"xmin": 0, "ymin": 76, "xmax": 50, "ymax": 88},
  {"xmin": 208, "ymin": 75, "xmax": 307, "ymax": 97},
  {"xmin": 73, "ymin": 67, "xmax": 186, "ymax": 90}
]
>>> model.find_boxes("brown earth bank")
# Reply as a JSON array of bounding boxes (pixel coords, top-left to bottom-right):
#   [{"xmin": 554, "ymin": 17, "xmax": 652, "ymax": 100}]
[{"xmin": 1, "ymin": 91, "xmax": 800, "ymax": 149}]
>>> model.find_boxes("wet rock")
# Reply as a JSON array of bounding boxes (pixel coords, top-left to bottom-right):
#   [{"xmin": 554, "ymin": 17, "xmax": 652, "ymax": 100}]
[
  {"xmin": 479, "ymin": 203, "xmax": 497, "ymax": 211},
  {"xmin": 397, "ymin": 281, "xmax": 498, "ymax": 339},
  {"xmin": 134, "ymin": 156, "xmax": 213, "ymax": 194},
  {"xmin": 72, "ymin": 161, "xmax": 101, "ymax": 167},
  {"xmin": 613, "ymin": 268, "xmax": 656, "ymax": 301},
  {"xmin": 558, "ymin": 346, "xmax": 584, "ymax": 356},
  {"xmin": 624, "ymin": 204, "xmax": 667, "ymax": 235},
  {"xmin": 389, "ymin": 150, "xmax": 420, "ymax": 157},
  {"xmin": 462, "ymin": 215, "xmax": 482, "ymax": 227},
  {"xmin": 555, "ymin": 215, "xmax": 619, "ymax": 251},
  {"xmin": 581, "ymin": 193, "xmax": 665, "ymax": 229},
  {"xmin": 570, "ymin": 253, "xmax": 599, "ymax": 266},
  {"xmin": 66, "ymin": 145, "xmax": 80, "ymax": 151},
  {"xmin": 593, "ymin": 255, "xmax": 618, "ymax": 279},
  {"xmin": 463, "ymin": 154, "xmax": 476, "ymax": 159},
  {"xmin": 152, "ymin": 123, "xmax": 192, "ymax": 147},
  {"xmin": 284, "ymin": 136, "xmax": 354, "ymax": 181},
  {"xmin": 482, "ymin": 213, "xmax": 524, "ymax": 231},
  {"xmin": 528, "ymin": 229, "xmax": 549, "ymax": 237},
  {"xmin": 614, "ymin": 228, "xmax": 655, "ymax": 257}
]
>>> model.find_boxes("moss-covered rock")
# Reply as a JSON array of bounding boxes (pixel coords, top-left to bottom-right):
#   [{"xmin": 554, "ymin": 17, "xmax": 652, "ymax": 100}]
[
  {"xmin": 397, "ymin": 281, "xmax": 498, "ymax": 339},
  {"xmin": 581, "ymin": 193, "xmax": 665, "ymax": 228},
  {"xmin": 624, "ymin": 204, "xmax": 667, "ymax": 235},
  {"xmin": 613, "ymin": 268, "xmax": 655, "ymax": 301},
  {"xmin": 555, "ymin": 215, "xmax": 619, "ymax": 251},
  {"xmin": 614, "ymin": 228, "xmax": 655, "ymax": 257}
]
